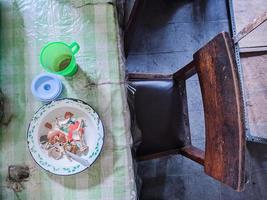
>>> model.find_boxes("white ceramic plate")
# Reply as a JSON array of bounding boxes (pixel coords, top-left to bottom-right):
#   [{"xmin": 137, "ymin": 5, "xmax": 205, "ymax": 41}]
[{"xmin": 27, "ymin": 98, "xmax": 104, "ymax": 175}]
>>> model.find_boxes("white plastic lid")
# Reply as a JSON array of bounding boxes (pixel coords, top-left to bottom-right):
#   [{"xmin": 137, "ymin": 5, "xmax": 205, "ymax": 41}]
[{"xmin": 31, "ymin": 73, "xmax": 63, "ymax": 102}]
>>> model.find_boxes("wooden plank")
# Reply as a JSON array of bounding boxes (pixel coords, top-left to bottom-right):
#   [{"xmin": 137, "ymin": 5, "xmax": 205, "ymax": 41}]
[
  {"xmin": 180, "ymin": 145, "xmax": 204, "ymax": 165},
  {"xmin": 241, "ymin": 53, "xmax": 267, "ymax": 139},
  {"xmin": 233, "ymin": 0, "xmax": 267, "ymax": 50},
  {"xmin": 194, "ymin": 32, "xmax": 245, "ymax": 191},
  {"xmin": 240, "ymin": 46, "xmax": 267, "ymax": 53},
  {"xmin": 173, "ymin": 60, "xmax": 196, "ymax": 81},
  {"xmin": 233, "ymin": 11, "xmax": 267, "ymax": 44}
]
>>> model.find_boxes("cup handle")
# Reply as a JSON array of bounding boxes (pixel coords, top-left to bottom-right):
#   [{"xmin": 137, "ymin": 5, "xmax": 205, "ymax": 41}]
[{"xmin": 69, "ymin": 42, "xmax": 80, "ymax": 55}]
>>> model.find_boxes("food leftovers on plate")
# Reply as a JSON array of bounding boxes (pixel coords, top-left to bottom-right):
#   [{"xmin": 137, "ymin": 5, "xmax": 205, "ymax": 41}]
[{"xmin": 40, "ymin": 111, "xmax": 88, "ymax": 160}]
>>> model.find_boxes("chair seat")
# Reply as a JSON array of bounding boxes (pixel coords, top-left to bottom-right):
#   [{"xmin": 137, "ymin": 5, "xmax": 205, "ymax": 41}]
[{"xmin": 130, "ymin": 80, "xmax": 189, "ymax": 158}]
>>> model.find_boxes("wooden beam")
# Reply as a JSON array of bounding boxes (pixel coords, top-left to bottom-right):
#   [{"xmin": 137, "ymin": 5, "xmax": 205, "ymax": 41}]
[
  {"xmin": 173, "ymin": 60, "xmax": 196, "ymax": 81},
  {"xmin": 239, "ymin": 46, "xmax": 267, "ymax": 53},
  {"xmin": 233, "ymin": 11, "xmax": 267, "ymax": 44},
  {"xmin": 180, "ymin": 145, "xmax": 205, "ymax": 165}
]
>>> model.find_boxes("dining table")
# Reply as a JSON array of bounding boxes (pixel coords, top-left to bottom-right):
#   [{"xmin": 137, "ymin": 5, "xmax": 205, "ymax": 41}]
[{"xmin": 0, "ymin": 0, "xmax": 137, "ymax": 199}]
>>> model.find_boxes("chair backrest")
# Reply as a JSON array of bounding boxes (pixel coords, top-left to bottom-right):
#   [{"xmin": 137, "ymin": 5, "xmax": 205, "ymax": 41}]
[
  {"xmin": 194, "ymin": 32, "xmax": 245, "ymax": 191},
  {"xmin": 174, "ymin": 32, "xmax": 245, "ymax": 191}
]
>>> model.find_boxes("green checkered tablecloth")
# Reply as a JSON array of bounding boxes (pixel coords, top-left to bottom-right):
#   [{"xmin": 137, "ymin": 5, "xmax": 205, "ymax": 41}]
[{"xmin": 0, "ymin": 0, "xmax": 136, "ymax": 199}]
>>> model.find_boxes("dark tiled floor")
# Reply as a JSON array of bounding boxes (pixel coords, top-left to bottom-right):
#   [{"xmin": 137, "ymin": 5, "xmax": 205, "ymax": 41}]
[{"xmin": 126, "ymin": 0, "xmax": 267, "ymax": 199}]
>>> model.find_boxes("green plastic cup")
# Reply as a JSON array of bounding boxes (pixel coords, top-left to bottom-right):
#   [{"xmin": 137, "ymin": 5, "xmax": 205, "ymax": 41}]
[{"xmin": 40, "ymin": 42, "xmax": 80, "ymax": 76}]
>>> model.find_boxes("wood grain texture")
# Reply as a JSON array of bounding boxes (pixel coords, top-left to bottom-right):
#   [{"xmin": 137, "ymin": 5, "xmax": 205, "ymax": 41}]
[
  {"xmin": 180, "ymin": 145, "xmax": 204, "ymax": 165},
  {"xmin": 173, "ymin": 60, "xmax": 196, "ymax": 81},
  {"xmin": 241, "ymin": 53, "xmax": 267, "ymax": 139},
  {"xmin": 233, "ymin": 0, "xmax": 267, "ymax": 51},
  {"xmin": 194, "ymin": 32, "xmax": 245, "ymax": 191},
  {"xmin": 233, "ymin": 11, "xmax": 267, "ymax": 44}
]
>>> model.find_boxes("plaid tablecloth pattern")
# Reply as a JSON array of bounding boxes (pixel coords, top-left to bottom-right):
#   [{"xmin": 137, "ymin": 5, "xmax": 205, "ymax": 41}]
[{"xmin": 0, "ymin": 0, "xmax": 136, "ymax": 199}]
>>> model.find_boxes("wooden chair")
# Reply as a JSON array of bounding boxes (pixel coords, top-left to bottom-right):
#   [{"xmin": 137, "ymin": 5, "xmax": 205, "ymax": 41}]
[{"xmin": 127, "ymin": 32, "xmax": 245, "ymax": 191}]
